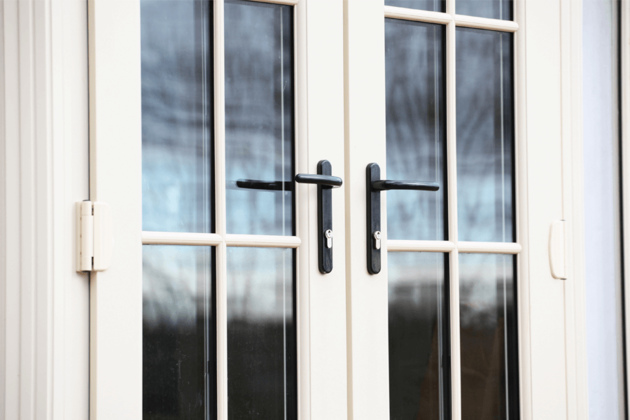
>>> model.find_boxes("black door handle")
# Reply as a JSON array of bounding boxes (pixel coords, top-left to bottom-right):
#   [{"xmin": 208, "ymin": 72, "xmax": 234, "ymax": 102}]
[
  {"xmin": 294, "ymin": 173, "xmax": 343, "ymax": 188},
  {"xmin": 366, "ymin": 162, "xmax": 439, "ymax": 274},
  {"xmin": 295, "ymin": 160, "xmax": 342, "ymax": 274},
  {"xmin": 235, "ymin": 175, "xmax": 341, "ymax": 191},
  {"xmin": 235, "ymin": 180, "xmax": 293, "ymax": 191},
  {"xmin": 371, "ymin": 180, "xmax": 439, "ymax": 191}
]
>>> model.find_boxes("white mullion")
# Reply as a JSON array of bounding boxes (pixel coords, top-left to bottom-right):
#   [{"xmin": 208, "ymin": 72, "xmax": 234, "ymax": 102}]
[
  {"xmin": 445, "ymin": 7, "xmax": 461, "ymax": 418},
  {"xmin": 446, "ymin": 0, "xmax": 455, "ymax": 16},
  {"xmin": 454, "ymin": 14, "xmax": 518, "ymax": 33},
  {"xmin": 448, "ymin": 248, "xmax": 461, "ymax": 420},
  {"xmin": 213, "ymin": 0, "xmax": 228, "ymax": 419},
  {"xmin": 384, "ymin": 6, "xmax": 451, "ymax": 25}
]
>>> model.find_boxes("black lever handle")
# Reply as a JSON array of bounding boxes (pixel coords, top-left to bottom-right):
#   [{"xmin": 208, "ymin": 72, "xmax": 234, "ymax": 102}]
[
  {"xmin": 366, "ymin": 163, "xmax": 439, "ymax": 274},
  {"xmin": 295, "ymin": 160, "xmax": 342, "ymax": 274},
  {"xmin": 235, "ymin": 179, "xmax": 293, "ymax": 191},
  {"xmin": 295, "ymin": 173, "xmax": 342, "ymax": 188}
]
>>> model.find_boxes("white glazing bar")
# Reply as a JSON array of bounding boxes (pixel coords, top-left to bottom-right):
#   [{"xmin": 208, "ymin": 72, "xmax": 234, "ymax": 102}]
[
  {"xmin": 457, "ymin": 241, "xmax": 522, "ymax": 254},
  {"xmin": 142, "ymin": 231, "xmax": 223, "ymax": 246},
  {"xmin": 225, "ymin": 234, "xmax": 302, "ymax": 248},
  {"xmin": 454, "ymin": 14, "xmax": 519, "ymax": 33},
  {"xmin": 449, "ymin": 248, "xmax": 462, "ymax": 420},
  {"xmin": 446, "ymin": 0, "xmax": 454, "ymax": 16},
  {"xmin": 445, "ymin": 0, "xmax": 461, "ymax": 409},
  {"xmin": 386, "ymin": 240, "xmax": 456, "ymax": 252},
  {"xmin": 213, "ymin": 0, "xmax": 228, "ymax": 418},
  {"xmin": 384, "ymin": 6, "xmax": 451, "ymax": 25}
]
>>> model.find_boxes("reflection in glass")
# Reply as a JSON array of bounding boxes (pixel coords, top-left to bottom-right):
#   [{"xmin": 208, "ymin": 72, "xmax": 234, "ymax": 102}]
[
  {"xmin": 227, "ymin": 247, "xmax": 296, "ymax": 419},
  {"xmin": 225, "ymin": 1, "xmax": 294, "ymax": 236},
  {"xmin": 459, "ymin": 254, "xmax": 518, "ymax": 420},
  {"xmin": 143, "ymin": 245, "xmax": 214, "ymax": 419},
  {"xmin": 141, "ymin": 0, "xmax": 213, "ymax": 233},
  {"xmin": 456, "ymin": 28, "xmax": 514, "ymax": 242},
  {"xmin": 456, "ymin": 0, "xmax": 513, "ymax": 20},
  {"xmin": 386, "ymin": 20, "xmax": 447, "ymax": 241},
  {"xmin": 385, "ymin": 0, "xmax": 445, "ymax": 13},
  {"xmin": 388, "ymin": 253, "xmax": 450, "ymax": 419}
]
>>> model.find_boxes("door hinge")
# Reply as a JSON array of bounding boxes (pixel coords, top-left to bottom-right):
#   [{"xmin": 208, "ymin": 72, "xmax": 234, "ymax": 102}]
[
  {"xmin": 76, "ymin": 201, "xmax": 113, "ymax": 272},
  {"xmin": 549, "ymin": 220, "xmax": 567, "ymax": 280}
]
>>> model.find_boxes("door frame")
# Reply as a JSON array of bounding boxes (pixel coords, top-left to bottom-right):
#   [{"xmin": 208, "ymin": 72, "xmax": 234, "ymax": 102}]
[
  {"xmin": 0, "ymin": 0, "xmax": 592, "ymax": 418},
  {"xmin": 0, "ymin": 0, "xmax": 90, "ymax": 418}
]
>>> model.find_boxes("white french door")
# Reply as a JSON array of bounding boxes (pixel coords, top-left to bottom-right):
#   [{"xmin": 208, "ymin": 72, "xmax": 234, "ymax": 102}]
[
  {"xmin": 89, "ymin": 0, "xmax": 571, "ymax": 419},
  {"xmin": 90, "ymin": 0, "xmax": 347, "ymax": 418}
]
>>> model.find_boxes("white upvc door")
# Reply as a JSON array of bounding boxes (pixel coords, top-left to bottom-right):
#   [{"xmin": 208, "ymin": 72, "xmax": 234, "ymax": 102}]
[
  {"xmin": 89, "ymin": 0, "xmax": 347, "ymax": 418},
  {"xmin": 344, "ymin": 1, "xmax": 573, "ymax": 420},
  {"xmin": 89, "ymin": 0, "xmax": 576, "ymax": 419}
]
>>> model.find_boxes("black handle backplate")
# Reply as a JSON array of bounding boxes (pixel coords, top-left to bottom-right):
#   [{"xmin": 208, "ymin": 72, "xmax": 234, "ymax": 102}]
[
  {"xmin": 295, "ymin": 160, "xmax": 341, "ymax": 274},
  {"xmin": 366, "ymin": 162, "xmax": 439, "ymax": 274}
]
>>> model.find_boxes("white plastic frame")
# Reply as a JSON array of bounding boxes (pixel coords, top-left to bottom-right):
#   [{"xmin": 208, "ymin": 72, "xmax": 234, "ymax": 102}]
[
  {"xmin": 88, "ymin": 0, "xmax": 348, "ymax": 418},
  {"xmin": 344, "ymin": 1, "xmax": 586, "ymax": 419}
]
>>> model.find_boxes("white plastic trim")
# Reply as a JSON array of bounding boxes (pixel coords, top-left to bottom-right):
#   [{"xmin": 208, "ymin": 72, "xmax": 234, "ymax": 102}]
[{"xmin": 1, "ymin": 0, "xmax": 90, "ymax": 418}]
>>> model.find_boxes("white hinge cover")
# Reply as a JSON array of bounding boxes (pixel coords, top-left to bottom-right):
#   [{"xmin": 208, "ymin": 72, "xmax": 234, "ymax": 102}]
[
  {"xmin": 549, "ymin": 220, "xmax": 567, "ymax": 280},
  {"xmin": 76, "ymin": 201, "xmax": 113, "ymax": 272}
]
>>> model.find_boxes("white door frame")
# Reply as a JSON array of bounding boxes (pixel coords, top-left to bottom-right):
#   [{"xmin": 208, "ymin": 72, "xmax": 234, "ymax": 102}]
[
  {"xmin": 0, "ymin": 0, "xmax": 593, "ymax": 419},
  {"xmin": 0, "ymin": 0, "xmax": 90, "ymax": 418}
]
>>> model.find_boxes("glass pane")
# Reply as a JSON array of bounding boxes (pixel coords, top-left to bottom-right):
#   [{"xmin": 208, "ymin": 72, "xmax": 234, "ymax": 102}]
[
  {"xmin": 459, "ymin": 254, "xmax": 518, "ymax": 420},
  {"xmin": 385, "ymin": 0, "xmax": 445, "ymax": 13},
  {"xmin": 456, "ymin": 0, "xmax": 513, "ymax": 20},
  {"xmin": 388, "ymin": 252, "xmax": 450, "ymax": 419},
  {"xmin": 225, "ymin": 1, "xmax": 294, "ymax": 236},
  {"xmin": 227, "ymin": 247, "xmax": 296, "ymax": 419},
  {"xmin": 141, "ymin": 0, "xmax": 213, "ymax": 233},
  {"xmin": 143, "ymin": 245, "xmax": 214, "ymax": 419},
  {"xmin": 385, "ymin": 20, "xmax": 447, "ymax": 241},
  {"xmin": 456, "ymin": 28, "xmax": 514, "ymax": 242}
]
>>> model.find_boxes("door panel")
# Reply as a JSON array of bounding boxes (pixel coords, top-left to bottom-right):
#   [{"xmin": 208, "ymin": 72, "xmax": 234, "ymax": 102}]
[
  {"xmin": 346, "ymin": 1, "xmax": 568, "ymax": 420},
  {"xmin": 89, "ymin": 0, "xmax": 346, "ymax": 418}
]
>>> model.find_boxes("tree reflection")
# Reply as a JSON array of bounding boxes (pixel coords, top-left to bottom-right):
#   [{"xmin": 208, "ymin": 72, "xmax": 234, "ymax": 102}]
[{"xmin": 456, "ymin": 28, "xmax": 514, "ymax": 243}]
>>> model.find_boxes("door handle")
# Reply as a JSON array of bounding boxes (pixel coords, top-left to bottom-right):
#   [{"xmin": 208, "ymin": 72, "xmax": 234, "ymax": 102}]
[
  {"xmin": 235, "ymin": 179, "xmax": 293, "ymax": 191},
  {"xmin": 366, "ymin": 162, "xmax": 439, "ymax": 274},
  {"xmin": 295, "ymin": 160, "xmax": 342, "ymax": 274}
]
